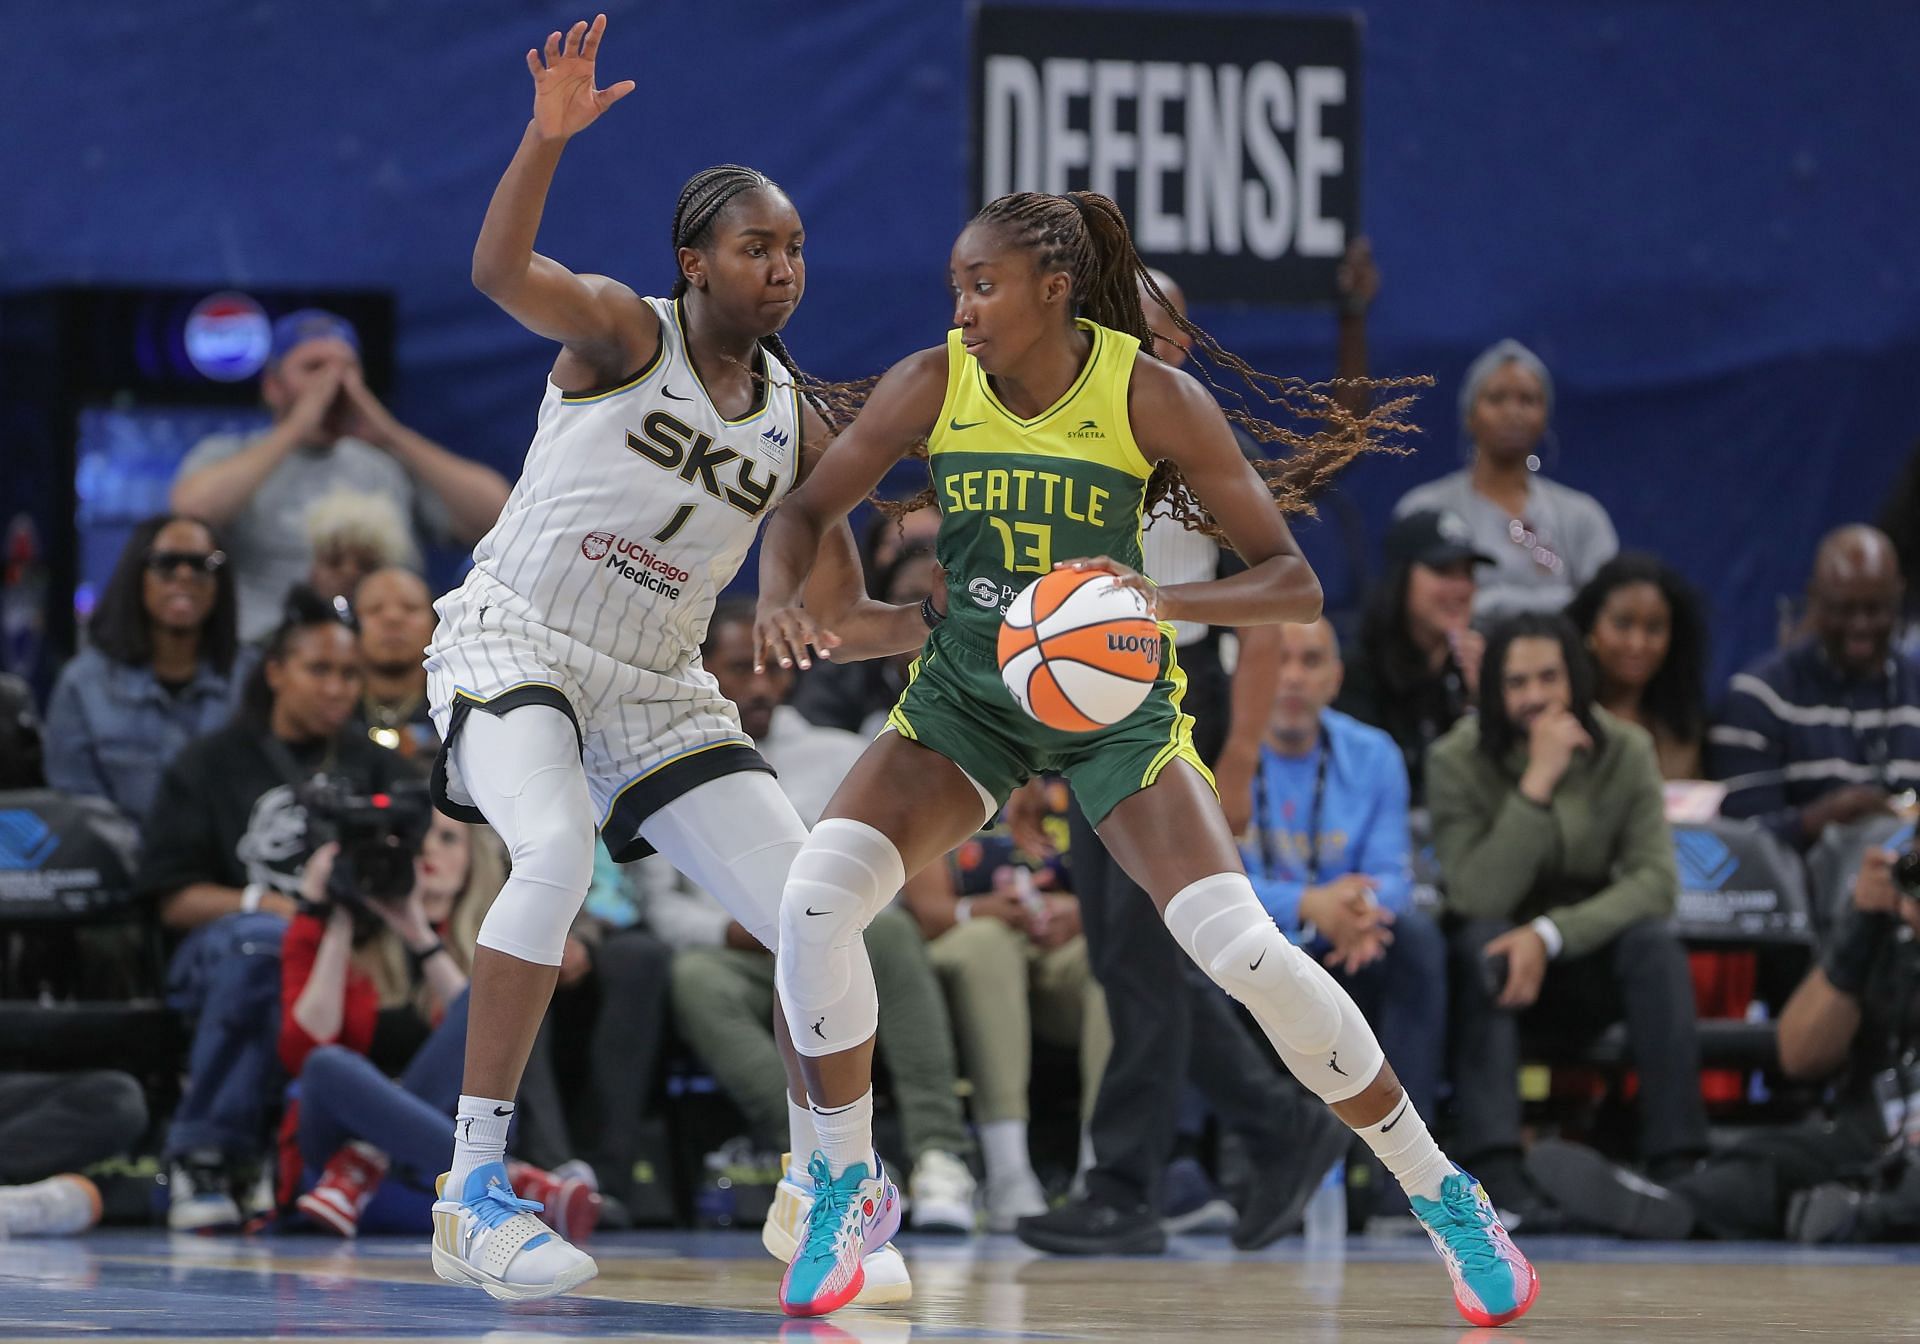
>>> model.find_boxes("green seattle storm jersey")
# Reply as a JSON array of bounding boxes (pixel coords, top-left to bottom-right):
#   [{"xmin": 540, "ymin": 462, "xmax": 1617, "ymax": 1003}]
[{"xmin": 928, "ymin": 319, "xmax": 1154, "ymax": 646}]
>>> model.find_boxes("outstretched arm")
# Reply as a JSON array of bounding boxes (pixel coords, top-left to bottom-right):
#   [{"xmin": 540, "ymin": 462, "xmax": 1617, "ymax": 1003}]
[
  {"xmin": 791, "ymin": 402, "xmax": 937, "ymax": 662},
  {"xmin": 755, "ymin": 347, "xmax": 947, "ymax": 671},
  {"xmin": 471, "ymin": 15, "xmax": 655, "ymax": 382},
  {"xmin": 1111, "ymin": 357, "xmax": 1323, "ymax": 629}
]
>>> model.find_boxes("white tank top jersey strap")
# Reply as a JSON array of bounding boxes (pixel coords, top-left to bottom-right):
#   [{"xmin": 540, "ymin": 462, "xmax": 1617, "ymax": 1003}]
[{"xmin": 423, "ymin": 296, "xmax": 803, "ymax": 859}]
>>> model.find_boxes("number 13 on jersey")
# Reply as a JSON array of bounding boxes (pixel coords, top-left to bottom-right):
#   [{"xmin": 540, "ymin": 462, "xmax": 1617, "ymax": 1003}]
[{"xmin": 988, "ymin": 517, "xmax": 1052, "ymax": 573}]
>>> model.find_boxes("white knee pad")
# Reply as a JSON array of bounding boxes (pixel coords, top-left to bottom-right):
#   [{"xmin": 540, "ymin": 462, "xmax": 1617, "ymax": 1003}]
[
  {"xmin": 460, "ymin": 706, "xmax": 597, "ymax": 967},
  {"xmin": 1164, "ymin": 872, "xmax": 1383, "ymax": 1104},
  {"xmin": 775, "ymin": 818, "xmax": 903, "ymax": 1057},
  {"xmin": 639, "ymin": 771, "xmax": 807, "ymax": 953}
]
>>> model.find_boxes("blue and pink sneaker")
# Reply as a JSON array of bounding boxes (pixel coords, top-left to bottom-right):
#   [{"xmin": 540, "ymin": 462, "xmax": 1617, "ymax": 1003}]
[
  {"xmin": 1409, "ymin": 1168, "xmax": 1540, "ymax": 1327},
  {"xmin": 780, "ymin": 1152, "xmax": 903, "ymax": 1318}
]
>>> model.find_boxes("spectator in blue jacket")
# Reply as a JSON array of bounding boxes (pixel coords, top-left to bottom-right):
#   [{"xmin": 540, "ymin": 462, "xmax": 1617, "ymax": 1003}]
[
  {"xmin": 1710, "ymin": 525, "xmax": 1920, "ymax": 848},
  {"xmin": 1240, "ymin": 617, "xmax": 1446, "ymax": 1132},
  {"xmin": 45, "ymin": 516, "xmax": 243, "ymax": 820}
]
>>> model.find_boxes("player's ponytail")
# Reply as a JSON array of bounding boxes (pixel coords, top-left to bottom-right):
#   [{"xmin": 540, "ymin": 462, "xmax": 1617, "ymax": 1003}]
[{"xmin": 964, "ymin": 190, "xmax": 1427, "ymax": 535}]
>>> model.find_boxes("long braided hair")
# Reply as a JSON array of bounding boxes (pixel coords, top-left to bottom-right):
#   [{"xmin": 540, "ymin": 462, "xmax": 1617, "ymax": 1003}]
[
  {"xmin": 824, "ymin": 191, "xmax": 1426, "ymax": 537},
  {"xmin": 669, "ymin": 164, "xmax": 814, "ymax": 408}
]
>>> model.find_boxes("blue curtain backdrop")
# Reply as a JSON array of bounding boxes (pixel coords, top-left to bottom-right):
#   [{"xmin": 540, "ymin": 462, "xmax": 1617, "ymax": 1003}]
[{"xmin": 4, "ymin": 0, "xmax": 1916, "ymax": 682}]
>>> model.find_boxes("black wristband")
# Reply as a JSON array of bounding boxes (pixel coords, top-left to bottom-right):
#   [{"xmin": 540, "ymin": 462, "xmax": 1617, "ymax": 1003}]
[
  {"xmin": 1821, "ymin": 909, "xmax": 1894, "ymax": 996},
  {"xmin": 920, "ymin": 594, "xmax": 945, "ymax": 629},
  {"xmin": 407, "ymin": 939, "xmax": 446, "ymax": 972}
]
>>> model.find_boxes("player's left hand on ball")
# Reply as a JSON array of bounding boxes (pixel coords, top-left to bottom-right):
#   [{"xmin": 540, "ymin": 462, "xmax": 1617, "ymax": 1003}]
[
  {"xmin": 1056, "ymin": 556, "xmax": 1156, "ymax": 615},
  {"xmin": 754, "ymin": 603, "xmax": 839, "ymax": 672}
]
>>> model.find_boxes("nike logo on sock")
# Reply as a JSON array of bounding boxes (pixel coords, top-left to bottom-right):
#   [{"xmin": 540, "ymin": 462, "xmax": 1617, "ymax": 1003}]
[
  {"xmin": 1249, "ymin": 948, "xmax": 1267, "ymax": 972},
  {"xmin": 493, "ymin": 1106, "xmax": 514, "ymax": 1116},
  {"xmin": 1380, "ymin": 1098, "xmax": 1410, "ymax": 1133}
]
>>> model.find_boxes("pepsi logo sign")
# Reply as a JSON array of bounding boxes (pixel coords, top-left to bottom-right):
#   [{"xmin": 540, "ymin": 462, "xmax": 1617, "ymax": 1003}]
[{"xmin": 184, "ymin": 292, "xmax": 272, "ymax": 382}]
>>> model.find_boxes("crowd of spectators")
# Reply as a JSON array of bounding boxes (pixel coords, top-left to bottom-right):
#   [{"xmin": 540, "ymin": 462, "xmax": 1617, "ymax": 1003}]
[{"xmin": 1, "ymin": 297, "xmax": 1917, "ymax": 1253}]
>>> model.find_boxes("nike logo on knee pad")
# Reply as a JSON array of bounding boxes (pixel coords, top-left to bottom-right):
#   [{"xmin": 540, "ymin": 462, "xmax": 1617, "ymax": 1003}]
[
  {"xmin": 1249, "ymin": 948, "xmax": 1267, "ymax": 972},
  {"xmin": 805, "ymin": 907, "xmax": 830, "ymax": 917},
  {"xmin": 812, "ymin": 1016, "xmax": 826, "ymax": 1039},
  {"xmin": 1328, "ymin": 1052, "xmax": 1348, "ymax": 1077}
]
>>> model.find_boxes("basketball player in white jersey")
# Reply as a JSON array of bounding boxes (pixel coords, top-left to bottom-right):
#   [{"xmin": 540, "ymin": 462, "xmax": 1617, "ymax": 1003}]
[{"xmin": 424, "ymin": 15, "xmax": 929, "ymax": 1300}]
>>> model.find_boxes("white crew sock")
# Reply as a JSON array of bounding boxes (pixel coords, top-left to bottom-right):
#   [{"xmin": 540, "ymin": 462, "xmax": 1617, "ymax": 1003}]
[
  {"xmin": 448, "ymin": 1095, "xmax": 515, "ymax": 1196},
  {"xmin": 979, "ymin": 1118, "xmax": 1035, "ymax": 1185},
  {"xmin": 1357, "ymin": 1096, "xmax": 1451, "ymax": 1202},
  {"xmin": 810, "ymin": 1089, "xmax": 875, "ymax": 1181},
  {"xmin": 789, "ymin": 1093, "xmax": 821, "ymax": 1188}
]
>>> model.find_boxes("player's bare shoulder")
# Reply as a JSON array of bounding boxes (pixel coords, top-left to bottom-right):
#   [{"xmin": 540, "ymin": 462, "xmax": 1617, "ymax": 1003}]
[
  {"xmin": 549, "ymin": 274, "xmax": 661, "ymax": 390},
  {"xmin": 1126, "ymin": 349, "xmax": 1228, "ymax": 464}
]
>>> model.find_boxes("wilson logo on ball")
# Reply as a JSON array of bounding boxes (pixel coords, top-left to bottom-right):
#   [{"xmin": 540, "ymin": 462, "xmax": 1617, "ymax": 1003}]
[{"xmin": 997, "ymin": 569, "xmax": 1161, "ymax": 734}]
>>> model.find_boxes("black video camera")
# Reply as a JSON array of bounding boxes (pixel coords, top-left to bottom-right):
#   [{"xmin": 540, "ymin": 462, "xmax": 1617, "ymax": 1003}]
[
  {"xmin": 301, "ymin": 777, "xmax": 434, "ymax": 912},
  {"xmin": 1894, "ymin": 847, "xmax": 1920, "ymax": 902}
]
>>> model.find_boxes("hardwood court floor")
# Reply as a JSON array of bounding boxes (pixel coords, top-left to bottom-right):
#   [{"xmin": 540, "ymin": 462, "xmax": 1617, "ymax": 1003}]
[{"xmin": 2, "ymin": 1229, "xmax": 1916, "ymax": 1342}]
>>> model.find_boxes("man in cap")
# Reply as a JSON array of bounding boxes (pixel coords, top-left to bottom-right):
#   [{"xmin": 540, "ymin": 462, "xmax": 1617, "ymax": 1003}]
[{"xmin": 172, "ymin": 310, "xmax": 509, "ymax": 640}]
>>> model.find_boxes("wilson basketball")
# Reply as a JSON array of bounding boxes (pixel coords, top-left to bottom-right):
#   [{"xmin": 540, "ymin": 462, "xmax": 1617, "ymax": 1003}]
[{"xmin": 997, "ymin": 569, "xmax": 1162, "ymax": 732}]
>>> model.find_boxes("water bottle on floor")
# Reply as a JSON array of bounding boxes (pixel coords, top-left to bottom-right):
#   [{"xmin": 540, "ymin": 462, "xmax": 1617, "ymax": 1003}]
[{"xmin": 1303, "ymin": 1158, "xmax": 1346, "ymax": 1247}]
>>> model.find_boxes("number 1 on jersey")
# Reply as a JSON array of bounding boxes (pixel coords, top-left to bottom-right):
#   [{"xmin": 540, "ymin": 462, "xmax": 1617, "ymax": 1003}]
[
  {"xmin": 988, "ymin": 517, "xmax": 1052, "ymax": 574},
  {"xmin": 653, "ymin": 503, "xmax": 697, "ymax": 544}
]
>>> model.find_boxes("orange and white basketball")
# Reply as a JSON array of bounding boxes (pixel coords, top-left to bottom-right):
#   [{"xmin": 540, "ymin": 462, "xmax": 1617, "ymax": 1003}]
[{"xmin": 997, "ymin": 568, "xmax": 1162, "ymax": 733}]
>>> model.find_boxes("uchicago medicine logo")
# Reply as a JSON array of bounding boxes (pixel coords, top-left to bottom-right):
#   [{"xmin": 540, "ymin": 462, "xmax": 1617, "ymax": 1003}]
[{"xmin": 582, "ymin": 531, "xmax": 688, "ymax": 600}]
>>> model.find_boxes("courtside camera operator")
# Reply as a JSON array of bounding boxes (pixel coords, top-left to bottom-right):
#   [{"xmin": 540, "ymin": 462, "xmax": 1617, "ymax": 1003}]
[{"xmin": 1527, "ymin": 823, "xmax": 1920, "ymax": 1242}]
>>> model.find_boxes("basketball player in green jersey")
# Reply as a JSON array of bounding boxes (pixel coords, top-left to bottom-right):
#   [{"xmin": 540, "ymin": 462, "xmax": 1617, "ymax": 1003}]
[{"xmin": 754, "ymin": 191, "xmax": 1537, "ymax": 1327}]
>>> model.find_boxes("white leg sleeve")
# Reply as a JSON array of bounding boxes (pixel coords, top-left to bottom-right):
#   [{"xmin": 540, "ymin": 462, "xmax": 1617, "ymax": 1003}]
[
  {"xmin": 1163, "ymin": 872, "xmax": 1384, "ymax": 1104},
  {"xmin": 637, "ymin": 770, "xmax": 807, "ymax": 954},
  {"xmin": 774, "ymin": 818, "xmax": 903, "ymax": 1058},
  {"xmin": 457, "ymin": 705, "xmax": 597, "ymax": 967}
]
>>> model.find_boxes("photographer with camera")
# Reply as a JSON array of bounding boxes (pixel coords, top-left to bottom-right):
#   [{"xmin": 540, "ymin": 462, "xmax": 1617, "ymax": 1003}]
[
  {"xmin": 138, "ymin": 588, "xmax": 399, "ymax": 1231},
  {"xmin": 274, "ymin": 800, "xmax": 596, "ymax": 1240},
  {"xmin": 1528, "ymin": 827, "xmax": 1920, "ymax": 1242}
]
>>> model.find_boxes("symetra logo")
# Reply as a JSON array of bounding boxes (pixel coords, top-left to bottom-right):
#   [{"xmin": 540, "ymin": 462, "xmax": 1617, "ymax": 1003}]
[
  {"xmin": 1066, "ymin": 418, "xmax": 1106, "ymax": 439},
  {"xmin": 581, "ymin": 532, "xmax": 689, "ymax": 601}
]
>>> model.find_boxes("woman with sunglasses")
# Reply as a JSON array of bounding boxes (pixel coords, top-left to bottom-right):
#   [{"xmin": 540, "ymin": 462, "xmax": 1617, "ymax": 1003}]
[
  {"xmin": 1394, "ymin": 339, "xmax": 1618, "ymax": 621},
  {"xmin": 46, "ymin": 515, "xmax": 242, "ymax": 819}
]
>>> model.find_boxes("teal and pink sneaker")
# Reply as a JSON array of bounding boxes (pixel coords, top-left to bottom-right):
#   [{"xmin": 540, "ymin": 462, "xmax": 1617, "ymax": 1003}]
[
  {"xmin": 1410, "ymin": 1169, "xmax": 1540, "ymax": 1327},
  {"xmin": 780, "ymin": 1152, "xmax": 902, "ymax": 1318}
]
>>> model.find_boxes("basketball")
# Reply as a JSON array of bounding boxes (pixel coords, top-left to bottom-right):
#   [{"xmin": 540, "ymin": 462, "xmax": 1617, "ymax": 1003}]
[{"xmin": 996, "ymin": 568, "xmax": 1162, "ymax": 732}]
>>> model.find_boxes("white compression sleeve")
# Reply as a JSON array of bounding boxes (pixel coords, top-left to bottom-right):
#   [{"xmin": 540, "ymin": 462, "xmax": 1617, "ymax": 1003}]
[{"xmin": 637, "ymin": 769, "xmax": 809, "ymax": 953}]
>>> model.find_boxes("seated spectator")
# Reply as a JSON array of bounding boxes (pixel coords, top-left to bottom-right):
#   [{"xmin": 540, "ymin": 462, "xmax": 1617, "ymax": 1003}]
[
  {"xmin": 1879, "ymin": 437, "xmax": 1920, "ymax": 628},
  {"xmin": 1336, "ymin": 510, "xmax": 1491, "ymax": 802},
  {"xmin": 0, "ymin": 673, "xmax": 44, "ymax": 789},
  {"xmin": 1429, "ymin": 613, "xmax": 1706, "ymax": 1221},
  {"xmin": 1395, "ymin": 340, "xmax": 1618, "ymax": 620},
  {"xmin": 1710, "ymin": 524, "xmax": 1919, "ymax": 848},
  {"xmin": 306, "ymin": 489, "xmax": 419, "ymax": 612},
  {"xmin": 139, "ymin": 588, "xmax": 400, "ymax": 1231},
  {"xmin": 45, "ymin": 515, "xmax": 242, "ymax": 819},
  {"xmin": 278, "ymin": 808, "xmax": 595, "ymax": 1240},
  {"xmin": 170, "ymin": 310, "xmax": 509, "ymax": 641},
  {"xmin": 902, "ymin": 788, "xmax": 1110, "ymax": 1232},
  {"xmin": 1527, "ymin": 831, "xmax": 1920, "ymax": 1242},
  {"xmin": 350, "ymin": 566, "xmax": 440, "ymax": 761},
  {"xmin": 1243, "ymin": 619, "xmax": 1446, "ymax": 1150},
  {"xmin": 1567, "ymin": 553, "xmax": 1710, "ymax": 781},
  {"xmin": 645, "ymin": 602, "xmax": 979, "ymax": 1233},
  {"xmin": 0, "ymin": 1071, "xmax": 143, "ymax": 1236}
]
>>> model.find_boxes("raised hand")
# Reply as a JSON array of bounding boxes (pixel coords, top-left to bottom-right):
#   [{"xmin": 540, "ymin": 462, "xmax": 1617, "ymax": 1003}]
[{"xmin": 526, "ymin": 14, "xmax": 636, "ymax": 143}]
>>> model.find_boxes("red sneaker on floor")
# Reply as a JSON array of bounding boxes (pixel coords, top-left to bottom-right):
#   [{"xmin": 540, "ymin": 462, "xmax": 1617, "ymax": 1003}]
[
  {"xmin": 507, "ymin": 1160, "xmax": 602, "ymax": 1244},
  {"xmin": 297, "ymin": 1142, "xmax": 390, "ymax": 1237}
]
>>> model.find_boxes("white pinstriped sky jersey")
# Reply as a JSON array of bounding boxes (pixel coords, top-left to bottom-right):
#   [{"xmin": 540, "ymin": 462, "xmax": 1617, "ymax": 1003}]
[{"xmin": 457, "ymin": 296, "xmax": 801, "ymax": 673}]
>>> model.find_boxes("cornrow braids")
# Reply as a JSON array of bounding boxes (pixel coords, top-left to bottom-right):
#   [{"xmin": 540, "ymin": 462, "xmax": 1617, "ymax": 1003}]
[
  {"xmin": 847, "ymin": 191, "xmax": 1429, "ymax": 535},
  {"xmin": 668, "ymin": 163, "xmax": 827, "ymax": 419}
]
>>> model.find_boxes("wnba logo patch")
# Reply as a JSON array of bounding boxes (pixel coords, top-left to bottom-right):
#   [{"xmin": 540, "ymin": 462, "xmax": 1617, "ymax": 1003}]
[{"xmin": 581, "ymin": 531, "xmax": 614, "ymax": 561}]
